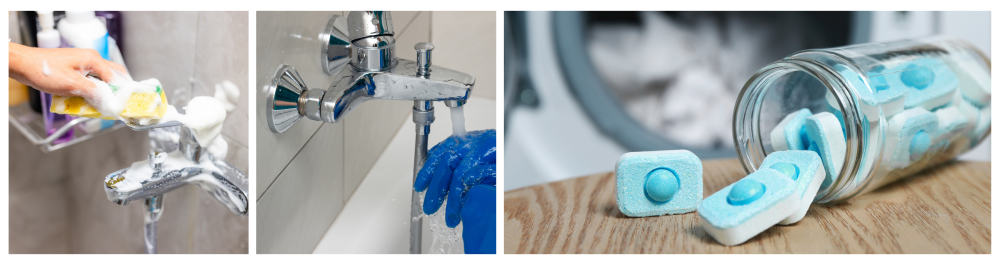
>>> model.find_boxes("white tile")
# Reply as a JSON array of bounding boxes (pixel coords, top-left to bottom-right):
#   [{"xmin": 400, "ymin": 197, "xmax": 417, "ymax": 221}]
[
  {"xmin": 342, "ymin": 99, "xmax": 412, "ymax": 201},
  {"xmin": 256, "ymin": 11, "xmax": 345, "ymax": 196},
  {"xmin": 391, "ymin": 11, "xmax": 421, "ymax": 36},
  {"xmin": 120, "ymin": 11, "xmax": 199, "ymax": 106},
  {"xmin": 191, "ymin": 11, "xmax": 250, "ymax": 149},
  {"xmin": 257, "ymin": 123, "xmax": 346, "ymax": 253},
  {"xmin": 8, "ymin": 184, "xmax": 70, "ymax": 254},
  {"xmin": 195, "ymin": 186, "xmax": 251, "ymax": 254},
  {"xmin": 8, "ymin": 129, "xmax": 70, "ymax": 190},
  {"xmin": 314, "ymin": 96, "xmax": 496, "ymax": 254},
  {"xmin": 431, "ymin": 11, "xmax": 497, "ymax": 99},
  {"xmin": 394, "ymin": 11, "xmax": 431, "ymax": 61}
]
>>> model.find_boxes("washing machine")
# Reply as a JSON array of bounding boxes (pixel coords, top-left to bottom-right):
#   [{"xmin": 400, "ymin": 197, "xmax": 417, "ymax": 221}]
[{"xmin": 504, "ymin": 11, "xmax": 990, "ymax": 191}]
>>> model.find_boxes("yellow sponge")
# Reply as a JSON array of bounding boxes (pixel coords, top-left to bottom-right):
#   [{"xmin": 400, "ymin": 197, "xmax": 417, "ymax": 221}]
[
  {"xmin": 50, "ymin": 79, "xmax": 168, "ymax": 121},
  {"xmin": 50, "ymin": 95, "xmax": 113, "ymax": 119},
  {"xmin": 120, "ymin": 90, "xmax": 169, "ymax": 120}
]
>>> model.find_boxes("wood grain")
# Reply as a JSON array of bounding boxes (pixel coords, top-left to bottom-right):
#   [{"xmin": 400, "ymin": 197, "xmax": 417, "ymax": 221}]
[{"xmin": 504, "ymin": 159, "xmax": 990, "ymax": 253}]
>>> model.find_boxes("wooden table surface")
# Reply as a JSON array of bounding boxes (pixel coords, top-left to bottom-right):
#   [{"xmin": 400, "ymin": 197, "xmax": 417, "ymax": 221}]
[{"xmin": 504, "ymin": 159, "xmax": 991, "ymax": 254}]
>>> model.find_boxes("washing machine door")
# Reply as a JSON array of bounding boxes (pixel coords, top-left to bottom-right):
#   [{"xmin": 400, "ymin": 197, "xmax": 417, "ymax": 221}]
[{"xmin": 550, "ymin": 11, "xmax": 855, "ymax": 159}]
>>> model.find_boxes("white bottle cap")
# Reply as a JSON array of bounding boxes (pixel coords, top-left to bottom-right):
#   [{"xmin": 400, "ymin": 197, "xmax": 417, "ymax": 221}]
[
  {"xmin": 65, "ymin": 11, "xmax": 97, "ymax": 24},
  {"xmin": 36, "ymin": 11, "xmax": 55, "ymax": 31}
]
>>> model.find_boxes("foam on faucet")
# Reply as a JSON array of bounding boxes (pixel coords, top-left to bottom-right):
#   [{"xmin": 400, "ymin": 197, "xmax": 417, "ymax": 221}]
[
  {"xmin": 159, "ymin": 96, "xmax": 227, "ymax": 147},
  {"xmin": 105, "ymin": 151, "xmax": 247, "ymax": 215},
  {"xmin": 214, "ymin": 80, "xmax": 241, "ymax": 112}
]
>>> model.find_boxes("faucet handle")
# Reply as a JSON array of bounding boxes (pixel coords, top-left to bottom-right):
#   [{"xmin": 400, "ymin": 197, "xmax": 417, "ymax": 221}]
[
  {"xmin": 323, "ymin": 14, "xmax": 351, "ymax": 76},
  {"xmin": 415, "ymin": 42, "xmax": 434, "ymax": 76},
  {"xmin": 267, "ymin": 65, "xmax": 309, "ymax": 133},
  {"xmin": 348, "ymin": 11, "xmax": 394, "ymax": 40}
]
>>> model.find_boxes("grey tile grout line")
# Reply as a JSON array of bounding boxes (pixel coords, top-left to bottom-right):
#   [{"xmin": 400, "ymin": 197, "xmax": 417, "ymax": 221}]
[{"xmin": 257, "ymin": 124, "xmax": 325, "ymax": 202}]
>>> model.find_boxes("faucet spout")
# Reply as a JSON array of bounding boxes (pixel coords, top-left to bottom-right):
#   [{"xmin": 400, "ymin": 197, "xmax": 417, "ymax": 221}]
[
  {"xmin": 104, "ymin": 150, "xmax": 249, "ymax": 216},
  {"xmin": 317, "ymin": 59, "xmax": 475, "ymax": 123}
]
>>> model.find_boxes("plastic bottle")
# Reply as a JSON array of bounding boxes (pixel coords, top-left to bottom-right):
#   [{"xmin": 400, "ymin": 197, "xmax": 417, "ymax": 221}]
[
  {"xmin": 57, "ymin": 11, "xmax": 109, "ymax": 59},
  {"xmin": 35, "ymin": 11, "xmax": 61, "ymax": 48}
]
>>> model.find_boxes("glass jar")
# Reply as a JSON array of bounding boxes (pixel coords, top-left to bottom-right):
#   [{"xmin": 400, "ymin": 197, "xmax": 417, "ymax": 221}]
[{"xmin": 733, "ymin": 36, "xmax": 990, "ymax": 204}]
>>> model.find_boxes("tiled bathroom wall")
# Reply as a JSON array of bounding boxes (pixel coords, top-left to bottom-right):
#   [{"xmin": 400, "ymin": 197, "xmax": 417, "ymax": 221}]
[
  {"xmin": 8, "ymin": 11, "xmax": 249, "ymax": 254},
  {"xmin": 255, "ymin": 11, "xmax": 495, "ymax": 253}
]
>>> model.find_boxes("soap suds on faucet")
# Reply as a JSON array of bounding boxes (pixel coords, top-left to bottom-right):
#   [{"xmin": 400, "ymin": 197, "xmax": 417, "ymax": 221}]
[{"xmin": 214, "ymin": 80, "xmax": 241, "ymax": 112}]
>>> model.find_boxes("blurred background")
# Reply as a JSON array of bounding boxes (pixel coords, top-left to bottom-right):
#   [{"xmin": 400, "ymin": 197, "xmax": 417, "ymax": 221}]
[
  {"xmin": 8, "ymin": 11, "xmax": 249, "ymax": 253},
  {"xmin": 504, "ymin": 11, "xmax": 990, "ymax": 191}
]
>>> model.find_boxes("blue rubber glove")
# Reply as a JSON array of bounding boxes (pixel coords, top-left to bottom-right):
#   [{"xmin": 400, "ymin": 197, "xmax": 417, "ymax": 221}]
[
  {"xmin": 461, "ymin": 185, "xmax": 496, "ymax": 254},
  {"xmin": 413, "ymin": 129, "xmax": 497, "ymax": 228}
]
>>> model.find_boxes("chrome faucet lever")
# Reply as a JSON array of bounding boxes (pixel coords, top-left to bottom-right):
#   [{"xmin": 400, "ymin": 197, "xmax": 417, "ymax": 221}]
[{"xmin": 264, "ymin": 11, "xmax": 477, "ymax": 254}]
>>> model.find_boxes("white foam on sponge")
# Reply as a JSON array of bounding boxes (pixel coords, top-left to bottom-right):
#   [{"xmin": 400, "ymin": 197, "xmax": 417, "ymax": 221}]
[
  {"xmin": 84, "ymin": 75, "xmax": 162, "ymax": 124},
  {"xmin": 770, "ymin": 108, "xmax": 812, "ymax": 151}
]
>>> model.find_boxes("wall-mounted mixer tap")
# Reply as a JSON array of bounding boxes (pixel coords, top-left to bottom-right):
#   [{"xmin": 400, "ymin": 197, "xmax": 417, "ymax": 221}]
[
  {"xmin": 264, "ymin": 11, "xmax": 475, "ymax": 254},
  {"xmin": 104, "ymin": 126, "xmax": 249, "ymax": 254}
]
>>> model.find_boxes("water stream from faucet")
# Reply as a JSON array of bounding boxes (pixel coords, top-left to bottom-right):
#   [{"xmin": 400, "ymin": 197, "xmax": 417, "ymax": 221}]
[{"xmin": 449, "ymin": 105, "xmax": 466, "ymax": 136}]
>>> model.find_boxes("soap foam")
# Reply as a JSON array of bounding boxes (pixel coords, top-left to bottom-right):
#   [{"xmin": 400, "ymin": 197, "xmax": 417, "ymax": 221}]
[
  {"xmin": 42, "ymin": 60, "xmax": 51, "ymax": 76},
  {"xmin": 111, "ymin": 151, "xmax": 246, "ymax": 215},
  {"xmin": 81, "ymin": 75, "xmax": 227, "ymax": 148},
  {"xmin": 214, "ymin": 80, "xmax": 241, "ymax": 112},
  {"xmin": 83, "ymin": 75, "xmax": 161, "ymax": 124},
  {"xmin": 160, "ymin": 96, "xmax": 227, "ymax": 147}
]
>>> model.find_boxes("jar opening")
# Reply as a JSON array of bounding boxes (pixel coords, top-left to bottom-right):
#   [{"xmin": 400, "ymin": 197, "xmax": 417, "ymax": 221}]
[{"xmin": 733, "ymin": 59, "xmax": 869, "ymax": 204}]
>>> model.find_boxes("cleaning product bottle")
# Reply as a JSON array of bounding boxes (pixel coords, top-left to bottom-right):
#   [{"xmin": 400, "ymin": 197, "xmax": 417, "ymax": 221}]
[
  {"xmin": 35, "ymin": 11, "xmax": 60, "ymax": 48},
  {"xmin": 57, "ymin": 11, "xmax": 109, "ymax": 59},
  {"xmin": 37, "ymin": 10, "xmax": 75, "ymax": 144}
]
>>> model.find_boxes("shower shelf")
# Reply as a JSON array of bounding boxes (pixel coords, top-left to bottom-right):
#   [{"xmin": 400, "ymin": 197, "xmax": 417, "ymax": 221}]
[{"xmin": 9, "ymin": 103, "xmax": 128, "ymax": 153}]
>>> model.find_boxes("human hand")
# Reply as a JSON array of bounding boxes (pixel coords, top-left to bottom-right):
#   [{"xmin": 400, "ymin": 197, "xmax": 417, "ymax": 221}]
[
  {"xmin": 8, "ymin": 43, "xmax": 128, "ymax": 102},
  {"xmin": 413, "ymin": 129, "xmax": 497, "ymax": 227}
]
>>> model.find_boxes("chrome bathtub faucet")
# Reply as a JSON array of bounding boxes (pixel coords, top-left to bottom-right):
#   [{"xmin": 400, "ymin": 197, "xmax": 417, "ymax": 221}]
[
  {"xmin": 264, "ymin": 11, "xmax": 475, "ymax": 254},
  {"xmin": 104, "ymin": 125, "xmax": 249, "ymax": 254}
]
